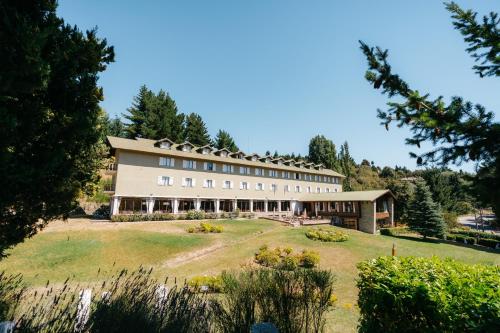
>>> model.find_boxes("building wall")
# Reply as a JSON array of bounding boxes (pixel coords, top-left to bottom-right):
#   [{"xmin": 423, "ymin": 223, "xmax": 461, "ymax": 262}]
[
  {"xmin": 358, "ymin": 201, "xmax": 376, "ymax": 234},
  {"xmin": 114, "ymin": 150, "xmax": 342, "ymax": 201}
]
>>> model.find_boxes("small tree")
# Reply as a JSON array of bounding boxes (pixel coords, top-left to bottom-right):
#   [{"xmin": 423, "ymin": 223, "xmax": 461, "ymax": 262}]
[
  {"xmin": 213, "ymin": 130, "xmax": 239, "ymax": 152},
  {"xmin": 407, "ymin": 181, "xmax": 446, "ymax": 238},
  {"xmin": 184, "ymin": 113, "xmax": 211, "ymax": 146}
]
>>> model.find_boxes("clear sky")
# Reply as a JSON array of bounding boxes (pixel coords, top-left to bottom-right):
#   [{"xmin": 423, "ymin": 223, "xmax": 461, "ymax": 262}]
[{"xmin": 58, "ymin": 0, "xmax": 499, "ymax": 172}]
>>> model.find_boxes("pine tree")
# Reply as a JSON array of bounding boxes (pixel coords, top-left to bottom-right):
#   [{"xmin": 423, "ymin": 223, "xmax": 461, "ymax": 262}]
[
  {"xmin": 407, "ymin": 181, "xmax": 446, "ymax": 239},
  {"xmin": 214, "ymin": 130, "xmax": 239, "ymax": 152},
  {"xmin": 104, "ymin": 115, "xmax": 125, "ymax": 138},
  {"xmin": 184, "ymin": 113, "xmax": 211, "ymax": 146},
  {"xmin": 339, "ymin": 142, "xmax": 356, "ymax": 191},
  {"xmin": 123, "ymin": 85, "xmax": 154, "ymax": 139},
  {"xmin": 308, "ymin": 135, "xmax": 340, "ymax": 171}
]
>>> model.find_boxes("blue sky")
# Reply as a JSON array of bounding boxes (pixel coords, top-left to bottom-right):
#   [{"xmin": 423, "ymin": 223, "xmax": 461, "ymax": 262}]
[{"xmin": 58, "ymin": 1, "xmax": 499, "ymax": 171}]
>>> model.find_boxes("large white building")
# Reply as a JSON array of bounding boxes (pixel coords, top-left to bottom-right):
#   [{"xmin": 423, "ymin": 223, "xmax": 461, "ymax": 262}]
[{"xmin": 105, "ymin": 136, "xmax": 394, "ymax": 234}]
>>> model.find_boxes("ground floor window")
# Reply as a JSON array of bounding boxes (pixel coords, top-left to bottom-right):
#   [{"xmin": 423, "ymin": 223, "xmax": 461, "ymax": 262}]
[
  {"xmin": 178, "ymin": 200, "xmax": 195, "ymax": 212},
  {"xmin": 281, "ymin": 201, "xmax": 290, "ymax": 211},
  {"xmin": 268, "ymin": 201, "xmax": 278, "ymax": 212},
  {"xmin": 253, "ymin": 201, "xmax": 265, "ymax": 212},
  {"xmin": 200, "ymin": 200, "xmax": 215, "ymax": 212},
  {"xmin": 119, "ymin": 198, "xmax": 147, "ymax": 214},
  {"xmin": 154, "ymin": 199, "xmax": 172, "ymax": 213},
  {"xmin": 237, "ymin": 200, "xmax": 250, "ymax": 212},
  {"xmin": 220, "ymin": 200, "xmax": 233, "ymax": 212}
]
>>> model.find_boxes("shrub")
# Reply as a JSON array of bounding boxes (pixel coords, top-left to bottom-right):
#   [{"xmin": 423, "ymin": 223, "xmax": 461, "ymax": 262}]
[
  {"xmin": 188, "ymin": 275, "xmax": 223, "ymax": 293},
  {"xmin": 477, "ymin": 238, "xmax": 500, "ymax": 249},
  {"xmin": 357, "ymin": 256, "xmax": 500, "ymax": 333},
  {"xmin": 305, "ymin": 228, "xmax": 348, "ymax": 242},
  {"xmin": 92, "ymin": 205, "xmax": 110, "ymax": 219},
  {"xmin": 299, "ymin": 250, "xmax": 320, "ymax": 268},
  {"xmin": 186, "ymin": 210, "xmax": 205, "ymax": 220},
  {"xmin": 187, "ymin": 222, "xmax": 223, "ymax": 234},
  {"xmin": 379, "ymin": 227, "xmax": 410, "ymax": 236},
  {"xmin": 454, "ymin": 235, "xmax": 476, "ymax": 244},
  {"xmin": 210, "ymin": 268, "xmax": 336, "ymax": 333},
  {"xmin": 255, "ymin": 248, "xmax": 281, "ymax": 267},
  {"xmin": 449, "ymin": 228, "xmax": 500, "ymax": 241},
  {"xmin": 111, "ymin": 213, "xmax": 175, "ymax": 222},
  {"xmin": 442, "ymin": 212, "xmax": 459, "ymax": 229}
]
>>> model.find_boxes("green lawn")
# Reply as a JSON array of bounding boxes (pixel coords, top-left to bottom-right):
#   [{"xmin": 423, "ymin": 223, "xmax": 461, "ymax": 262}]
[{"xmin": 1, "ymin": 218, "xmax": 498, "ymax": 332}]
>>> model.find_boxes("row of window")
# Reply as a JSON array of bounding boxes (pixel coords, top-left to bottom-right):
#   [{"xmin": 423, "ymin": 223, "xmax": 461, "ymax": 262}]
[
  {"xmin": 157, "ymin": 176, "xmax": 338, "ymax": 193},
  {"xmin": 159, "ymin": 157, "xmax": 340, "ymax": 184}
]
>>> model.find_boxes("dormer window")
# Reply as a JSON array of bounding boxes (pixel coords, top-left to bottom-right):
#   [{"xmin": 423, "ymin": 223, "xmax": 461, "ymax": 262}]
[
  {"xmin": 160, "ymin": 142, "xmax": 171, "ymax": 149},
  {"xmin": 252, "ymin": 156, "xmax": 257, "ymax": 161},
  {"xmin": 202, "ymin": 148, "xmax": 210, "ymax": 154},
  {"xmin": 182, "ymin": 145, "xmax": 192, "ymax": 152},
  {"xmin": 221, "ymin": 151, "xmax": 228, "ymax": 157}
]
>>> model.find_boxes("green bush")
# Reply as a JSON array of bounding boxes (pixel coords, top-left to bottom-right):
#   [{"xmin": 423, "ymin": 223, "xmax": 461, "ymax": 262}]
[
  {"xmin": 305, "ymin": 228, "xmax": 348, "ymax": 242},
  {"xmin": 188, "ymin": 275, "xmax": 223, "ymax": 293},
  {"xmin": 442, "ymin": 212, "xmax": 458, "ymax": 229},
  {"xmin": 477, "ymin": 238, "xmax": 500, "ymax": 249},
  {"xmin": 111, "ymin": 213, "xmax": 175, "ymax": 222},
  {"xmin": 379, "ymin": 227, "xmax": 410, "ymax": 236},
  {"xmin": 255, "ymin": 246, "xmax": 320, "ymax": 269},
  {"xmin": 454, "ymin": 234, "xmax": 476, "ymax": 244},
  {"xmin": 187, "ymin": 222, "xmax": 223, "ymax": 234},
  {"xmin": 357, "ymin": 256, "xmax": 500, "ymax": 333},
  {"xmin": 211, "ymin": 268, "xmax": 336, "ymax": 333},
  {"xmin": 449, "ymin": 228, "xmax": 500, "ymax": 241},
  {"xmin": 186, "ymin": 210, "xmax": 205, "ymax": 220}
]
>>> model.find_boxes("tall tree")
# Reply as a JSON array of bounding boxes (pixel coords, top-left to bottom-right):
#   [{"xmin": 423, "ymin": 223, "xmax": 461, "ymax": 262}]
[
  {"xmin": 0, "ymin": 0, "xmax": 114, "ymax": 256},
  {"xmin": 214, "ymin": 130, "xmax": 239, "ymax": 152},
  {"xmin": 407, "ymin": 181, "xmax": 446, "ymax": 239},
  {"xmin": 104, "ymin": 115, "xmax": 126, "ymax": 138},
  {"xmin": 339, "ymin": 142, "xmax": 356, "ymax": 191},
  {"xmin": 123, "ymin": 85, "xmax": 154, "ymax": 139},
  {"xmin": 360, "ymin": 2, "xmax": 500, "ymax": 217},
  {"xmin": 308, "ymin": 135, "xmax": 340, "ymax": 171},
  {"xmin": 184, "ymin": 113, "xmax": 211, "ymax": 146}
]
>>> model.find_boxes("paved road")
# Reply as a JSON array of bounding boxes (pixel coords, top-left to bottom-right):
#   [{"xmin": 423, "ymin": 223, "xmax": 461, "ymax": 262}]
[{"xmin": 458, "ymin": 214, "xmax": 499, "ymax": 234}]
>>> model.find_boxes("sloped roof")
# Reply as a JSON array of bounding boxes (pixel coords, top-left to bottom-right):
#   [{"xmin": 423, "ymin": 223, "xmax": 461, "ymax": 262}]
[
  {"xmin": 299, "ymin": 190, "xmax": 393, "ymax": 202},
  {"xmin": 107, "ymin": 136, "xmax": 345, "ymax": 177}
]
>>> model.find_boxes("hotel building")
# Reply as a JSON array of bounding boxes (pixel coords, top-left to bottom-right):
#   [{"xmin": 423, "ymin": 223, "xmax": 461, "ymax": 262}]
[{"xmin": 105, "ymin": 136, "xmax": 394, "ymax": 234}]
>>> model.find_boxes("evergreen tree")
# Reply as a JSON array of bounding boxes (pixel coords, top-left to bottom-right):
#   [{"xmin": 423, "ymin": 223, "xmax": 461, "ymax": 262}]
[
  {"xmin": 123, "ymin": 85, "xmax": 154, "ymax": 139},
  {"xmin": 360, "ymin": 2, "xmax": 500, "ymax": 218},
  {"xmin": 339, "ymin": 142, "xmax": 356, "ymax": 191},
  {"xmin": 308, "ymin": 135, "xmax": 340, "ymax": 171},
  {"xmin": 184, "ymin": 113, "xmax": 211, "ymax": 146},
  {"xmin": 407, "ymin": 181, "xmax": 446, "ymax": 238},
  {"xmin": 0, "ymin": 0, "xmax": 114, "ymax": 256},
  {"xmin": 104, "ymin": 115, "xmax": 126, "ymax": 138},
  {"xmin": 214, "ymin": 130, "xmax": 239, "ymax": 152}
]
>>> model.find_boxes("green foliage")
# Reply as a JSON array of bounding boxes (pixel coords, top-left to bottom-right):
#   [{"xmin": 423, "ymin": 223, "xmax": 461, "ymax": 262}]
[
  {"xmin": 0, "ymin": 272, "xmax": 23, "ymax": 321},
  {"xmin": 379, "ymin": 226, "xmax": 411, "ymax": 236},
  {"xmin": 407, "ymin": 181, "xmax": 446, "ymax": 238},
  {"xmin": 448, "ymin": 228, "xmax": 500, "ymax": 241},
  {"xmin": 386, "ymin": 179, "xmax": 414, "ymax": 223},
  {"xmin": 111, "ymin": 213, "xmax": 176, "ymax": 222},
  {"xmin": 308, "ymin": 135, "xmax": 340, "ymax": 171},
  {"xmin": 103, "ymin": 114, "xmax": 126, "ymax": 138},
  {"xmin": 123, "ymin": 85, "xmax": 185, "ymax": 142},
  {"xmin": 305, "ymin": 228, "xmax": 348, "ymax": 242},
  {"xmin": 255, "ymin": 246, "xmax": 320, "ymax": 269},
  {"xmin": 442, "ymin": 212, "xmax": 459, "ymax": 229},
  {"xmin": 477, "ymin": 238, "xmax": 500, "ymax": 249},
  {"xmin": 210, "ymin": 268, "xmax": 336, "ymax": 333},
  {"xmin": 188, "ymin": 275, "xmax": 223, "ymax": 293},
  {"xmin": 0, "ymin": 0, "xmax": 114, "ymax": 256},
  {"xmin": 357, "ymin": 256, "xmax": 500, "ymax": 333},
  {"xmin": 359, "ymin": 1, "xmax": 500, "ymax": 219},
  {"xmin": 338, "ymin": 142, "xmax": 356, "ymax": 191},
  {"xmin": 187, "ymin": 222, "xmax": 223, "ymax": 233},
  {"xmin": 213, "ymin": 130, "xmax": 239, "ymax": 152},
  {"xmin": 186, "ymin": 210, "xmax": 206, "ymax": 220},
  {"xmin": 184, "ymin": 113, "xmax": 211, "ymax": 146}
]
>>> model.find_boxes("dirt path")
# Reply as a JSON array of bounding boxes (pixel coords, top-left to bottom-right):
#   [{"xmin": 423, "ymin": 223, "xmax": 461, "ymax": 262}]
[{"xmin": 162, "ymin": 224, "xmax": 283, "ymax": 268}]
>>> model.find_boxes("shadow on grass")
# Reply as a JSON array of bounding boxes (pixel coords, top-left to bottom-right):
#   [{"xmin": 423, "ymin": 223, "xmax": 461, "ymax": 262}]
[{"xmin": 383, "ymin": 234, "xmax": 500, "ymax": 255}]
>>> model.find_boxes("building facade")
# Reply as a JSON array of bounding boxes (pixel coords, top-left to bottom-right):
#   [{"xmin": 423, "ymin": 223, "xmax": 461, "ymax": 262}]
[{"xmin": 105, "ymin": 136, "xmax": 394, "ymax": 234}]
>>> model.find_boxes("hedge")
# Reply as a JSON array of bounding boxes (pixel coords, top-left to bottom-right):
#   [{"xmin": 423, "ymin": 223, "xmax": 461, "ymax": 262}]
[
  {"xmin": 449, "ymin": 228, "xmax": 500, "ymax": 241},
  {"xmin": 379, "ymin": 227, "xmax": 410, "ymax": 236},
  {"xmin": 357, "ymin": 256, "xmax": 500, "ymax": 333},
  {"xmin": 111, "ymin": 211, "xmax": 255, "ymax": 222},
  {"xmin": 305, "ymin": 228, "xmax": 348, "ymax": 242}
]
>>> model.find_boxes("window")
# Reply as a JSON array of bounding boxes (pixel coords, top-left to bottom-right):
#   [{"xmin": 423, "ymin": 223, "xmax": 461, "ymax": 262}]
[
  {"xmin": 240, "ymin": 182, "xmax": 249, "ymax": 190},
  {"xmin": 160, "ymin": 142, "xmax": 171, "ymax": 149},
  {"xmin": 159, "ymin": 157, "xmax": 174, "ymax": 167},
  {"xmin": 182, "ymin": 145, "xmax": 192, "ymax": 152},
  {"xmin": 277, "ymin": 160, "xmax": 283, "ymax": 166},
  {"xmin": 221, "ymin": 151, "xmax": 228, "ymax": 157},
  {"xmin": 326, "ymin": 188, "xmax": 330, "ymax": 193},
  {"xmin": 316, "ymin": 187, "xmax": 321, "ymax": 193},
  {"xmin": 240, "ymin": 166, "xmax": 251, "ymax": 175},
  {"xmin": 223, "ymin": 164, "xmax": 234, "ymax": 173},
  {"xmin": 256, "ymin": 183, "xmax": 264, "ymax": 191},
  {"xmin": 204, "ymin": 162, "xmax": 215, "ymax": 171},
  {"xmin": 269, "ymin": 170, "xmax": 278, "ymax": 177},
  {"xmin": 157, "ymin": 176, "xmax": 173, "ymax": 186},
  {"xmin": 314, "ymin": 175, "xmax": 318, "ymax": 181},
  {"xmin": 182, "ymin": 177, "xmax": 194, "ymax": 187},
  {"xmin": 295, "ymin": 185, "xmax": 301, "ymax": 193},
  {"xmin": 284, "ymin": 185, "xmax": 290, "ymax": 192},
  {"xmin": 202, "ymin": 148, "xmax": 210, "ymax": 154},
  {"xmin": 255, "ymin": 168, "xmax": 264, "ymax": 176},
  {"xmin": 183, "ymin": 160, "xmax": 196, "ymax": 169},
  {"xmin": 307, "ymin": 186, "xmax": 311, "ymax": 193},
  {"xmin": 271, "ymin": 184, "xmax": 278, "ymax": 192},
  {"xmin": 204, "ymin": 179, "xmax": 214, "ymax": 188},
  {"xmin": 282, "ymin": 171, "xmax": 290, "ymax": 179},
  {"xmin": 295, "ymin": 173, "xmax": 301, "ymax": 180},
  {"xmin": 251, "ymin": 156, "xmax": 258, "ymax": 161},
  {"xmin": 323, "ymin": 176, "xmax": 327, "ymax": 182},
  {"xmin": 223, "ymin": 180, "xmax": 233, "ymax": 189}
]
